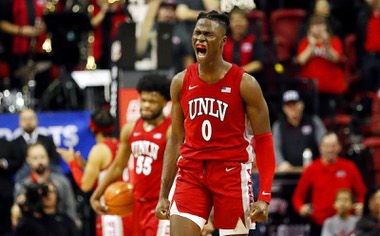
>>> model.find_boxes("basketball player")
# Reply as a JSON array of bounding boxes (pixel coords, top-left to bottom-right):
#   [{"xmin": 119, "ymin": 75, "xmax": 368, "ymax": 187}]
[
  {"xmin": 154, "ymin": 11, "xmax": 276, "ymax": 236},
  {"xmin": 57, "ymin": 109, "xmax": 127, "ymax": 236},
  {"xmin": 90, "ymin": 74, "xmax": 172, "ymax": 236}
]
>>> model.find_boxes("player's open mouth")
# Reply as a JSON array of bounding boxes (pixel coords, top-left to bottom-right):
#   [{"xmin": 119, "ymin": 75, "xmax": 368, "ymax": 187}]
[{"xmin": 196, "ymin": 44, "xmax": 207, "ymax": 58}]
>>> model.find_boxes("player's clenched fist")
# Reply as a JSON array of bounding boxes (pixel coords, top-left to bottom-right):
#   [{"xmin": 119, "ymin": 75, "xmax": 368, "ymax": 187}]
[
  {"xmin": 249, "ymin": 200, "xmax": 269, "ymax": 222},
  {"xmin": 155, "ymin": 197, "xmax": 170, "ymax": 220}
]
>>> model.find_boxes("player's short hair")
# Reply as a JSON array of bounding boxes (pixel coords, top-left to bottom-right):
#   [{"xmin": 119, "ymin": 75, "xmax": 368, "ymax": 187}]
[
  {"xmin": 197, "ymin": 10, "xmax": 230, "ymax": 34},
  {"xmin": 90, "ymin": 108, "xmax": 114, "ymax": 135},
  {"xmin": 136, "ymin": 74, "xmax": 171, "ymax": 101}
]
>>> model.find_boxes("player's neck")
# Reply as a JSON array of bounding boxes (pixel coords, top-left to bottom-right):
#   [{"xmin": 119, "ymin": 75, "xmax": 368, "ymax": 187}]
[
  {"xmin": 198, "ymin": 60, "xmax": 231, "ymax": 83},
  {"xmin": 143, "ymin": 114, "xmax": 166, "ymax": 132},
  {"xmin": 95, "ymin": 133, "xmax": 105, "ymax": 143}
]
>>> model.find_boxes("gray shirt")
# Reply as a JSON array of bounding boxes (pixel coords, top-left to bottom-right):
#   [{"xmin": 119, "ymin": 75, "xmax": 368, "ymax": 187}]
[
  {"xmin": 273, "ymin": 115, "xmax": 326, "ymax": 165},
  {"xmin": 322, "ymin": 215, "xmax": 359, "ymax": 236}
]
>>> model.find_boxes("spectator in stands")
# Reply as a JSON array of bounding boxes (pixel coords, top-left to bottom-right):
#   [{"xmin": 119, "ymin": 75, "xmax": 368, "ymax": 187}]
[
  {"xmin": 13, "ymin": 143, "xmax": 77, "ymax": 225},
  {"xmin": 0, "ymin": 0, "xmax": 53, "ymax": 99},
  {"xmin": 298, "ymin": 0, "xmax": 344, "ymax": 42},
  {"xmin": 356, "ymin": 0, "xmax": 380, "ymax": 92},
  {"xmin": 223, "ymin": 7, "xmax": 268, "ymax": 83},
  {"xmin": 296, "ymin": 15, "xmax": 346, "ymax": 119},
  {"xmin": 89, "ymin": 0, "xmax": 129, "ymax": 69},
  {"xmin": 157, "ymin": 1, "xmax": 177, "ymax": 22},
  {"xmin": 172, "ymin": 0, "xmax": 219, "ymax": 73},
  {"xmin": 12, "ymin": 108, "xmax": 61, "ymax": 182},
  {"xmin": 355, "ymin": 188, "xmax": 380, "ymax": 236},
  {"xmin": 321, "ymin": 188, "xmax": 359, "ymax": 236},
  {"xmin": 273, "ymin": 90, "xmax": 326, "ymax": 172},
  {"xmin": 292, "ymin": 132, "xmax": 367, "ymax": 236},
  {"xmin": 134, "ymin": 0, "xmax": 177, "ymax": 71},
  {"xmin": 13, "ymin": 181, "xmax": 80, "ymax": 236},
  {"xmin": 0, "ymin": 138, "xmax": 22, "ymax": 235}
]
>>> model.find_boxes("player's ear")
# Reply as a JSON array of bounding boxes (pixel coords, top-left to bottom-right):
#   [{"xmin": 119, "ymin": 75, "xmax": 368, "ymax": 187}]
[{"xmin": 221, "ymin": 36, "xmax": 227, "ymax": 48}]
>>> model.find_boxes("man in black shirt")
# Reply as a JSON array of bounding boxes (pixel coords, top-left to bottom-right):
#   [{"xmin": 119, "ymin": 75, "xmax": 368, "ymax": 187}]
[{"xmin": 273, "ymin": 90, "xmax": 327, "ymax": 171}]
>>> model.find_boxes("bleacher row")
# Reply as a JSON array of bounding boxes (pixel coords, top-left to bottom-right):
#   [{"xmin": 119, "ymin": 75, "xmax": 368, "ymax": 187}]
[
  {"xmin": 0, "ymin": 6, "xmax": 379, "ymax": 187},
  {"xmin": 245, "ymin": 8, "xmax": 380, "ymax": 188}
]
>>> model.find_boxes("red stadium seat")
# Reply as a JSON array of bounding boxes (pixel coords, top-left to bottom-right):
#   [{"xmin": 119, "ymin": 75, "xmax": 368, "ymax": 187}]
[
  {"xmin": 270, "ymin": 9, "xmax": 306, "ymax": 62},
  {"xmin": 370, "ymin": 92, "xmax": 380, "ymax": 136},
  {"xmin": 246, "ymin": 10, "xmax": 269, "ymax": 43},
  {"xmin": 362, "ymin": 137, "xmax": 380, "ymax": 187},
  {"xmin": 344, "ymin": 34, "xmax": 360, "ymax": 87},
  {"xmin": 0, "ymin": 61, "xmax": 10, "ymax": 79}
]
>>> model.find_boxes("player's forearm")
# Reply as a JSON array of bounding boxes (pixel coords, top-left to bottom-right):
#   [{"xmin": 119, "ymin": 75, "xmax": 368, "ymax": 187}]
[
  {"xmin": 68, "ymin": 159, "xmax": 85, "ymax": 189},
  {"xmin": 159, "ymin": 138, "xmax": 181, "ymax": 199},
  {"xmin": 254, "ymin": 132, "xmax": 275, "ymax": 203},
  {"xmin": 92, "ymin": 163, "xmax": 124, "ymax": 199}
]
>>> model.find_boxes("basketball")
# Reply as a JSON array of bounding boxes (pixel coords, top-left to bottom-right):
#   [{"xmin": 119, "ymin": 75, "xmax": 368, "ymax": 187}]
[{"xmin": 104, "ymin": 181, "xmax": 134, "ymax": 216}]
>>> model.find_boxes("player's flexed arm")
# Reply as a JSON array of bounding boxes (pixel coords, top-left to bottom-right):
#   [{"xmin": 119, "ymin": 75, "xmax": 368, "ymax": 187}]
[
  {"xmin": 240, "ymin": 73, "xmax": 276, "ymax": 222},
  {"xmin": 90, "ymin": 122, "xmax": 135, "ymax": 215},
  {"xmin": 155, "ymin": 72, "xmax": 185, "ymax": 220}
]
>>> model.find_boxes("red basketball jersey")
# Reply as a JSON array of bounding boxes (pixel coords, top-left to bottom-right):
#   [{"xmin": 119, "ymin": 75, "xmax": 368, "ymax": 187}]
[
  {"xmin": 103, "ymin": 139, "xmax": 120, "ymax": 168},
  {"xmin": 98, "ymin": 139, "xmax": 121, "ymax": 185},
  {"xmin": 180, "ymin": 63, "xmax": 253, "ymax": 162},
  {"xmin": 128, "ymin": 117, "xmax": 171, "ymax": 200}
]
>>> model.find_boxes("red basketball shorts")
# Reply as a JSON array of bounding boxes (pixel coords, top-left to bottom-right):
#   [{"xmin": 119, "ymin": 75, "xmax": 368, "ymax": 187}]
[
  {"xmin": 131, "ymin": 199, "xmax": 159, "ymax": 236},
  {"xmin": 172, "ymin": 158, "xmax": 253, "ymax": 229}
]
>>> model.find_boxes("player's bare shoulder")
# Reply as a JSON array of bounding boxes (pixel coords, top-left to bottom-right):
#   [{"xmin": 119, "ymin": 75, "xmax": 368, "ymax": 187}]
[
  {"xmin": 241, "ymin": 73, "xmax": 260, "ymax": 89},
  {"xmin": 170, "ymin": 69, "xmax": 186, "ymax": 100},
  {"xmin": 172, "ymin": 70, "xmax": 186, "ymax": 87},
  {"xmin": 120, "ymin": 120, "xmax": 138, "ymax": 141},
  {"xmin": 240, "ymin": 73, "xmax": 264, "ymax": 103}
]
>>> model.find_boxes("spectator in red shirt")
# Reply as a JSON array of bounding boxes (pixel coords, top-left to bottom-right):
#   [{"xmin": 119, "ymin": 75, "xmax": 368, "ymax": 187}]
[
  {"xmin": 292, "ymin": 132, "xmax": 366, "ymax": 236},
  {"xmin": 356, "ymin": 0, "xmax": 380, "ymax": 92},
  {"xmin": 298, "ymin": 0, "xmax": 344, "ymax": 42},
  {"xmin": 296, "ymin": 15, "xmax": 346, "ymax": 119},
  {"xmin": 0, "ymin": 0, "xmax": 50, "ymax": 99},
  {"xmin": 223, "ymin": 7, "xmax": 268, "ymax": 77},
  {"xmin": 88, "ymin": 0, "xmax": 128, "ymax": 69}
]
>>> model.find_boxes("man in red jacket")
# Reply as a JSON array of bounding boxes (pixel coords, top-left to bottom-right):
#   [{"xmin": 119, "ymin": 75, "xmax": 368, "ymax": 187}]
[{"xmin": 292, "ymin": 132, "xmax": 367, "ymax": 236}]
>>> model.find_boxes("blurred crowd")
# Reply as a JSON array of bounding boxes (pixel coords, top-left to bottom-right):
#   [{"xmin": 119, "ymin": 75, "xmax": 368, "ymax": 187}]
[{"xmin": 0, "ymin": 0, "xmax": 380, "ymax": 235}]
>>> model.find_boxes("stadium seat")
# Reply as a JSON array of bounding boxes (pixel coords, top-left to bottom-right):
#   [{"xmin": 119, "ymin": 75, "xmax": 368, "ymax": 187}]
[
  {"xmin": 344, "ymin": 34, "xmax": 360, "ymax": 87},
  {"xmin": 0, "ymin": 61, "xmax": 9, "ymax": 79},
  {"xmin": 270, "ymin": 9, "xmax": 306, "ymax": 62},
  {"xmin": 371, "ymin": 92, "xmax": 380, "ymax": 136},
  {"xmin": 0, "ymin": 61, "xmax": 10, "ymax": 90},
  {"xmin": 246, "ymin": 10, "xmax": 269, "ymax": 43},
  {"xmin": 362, "ymin": 137, "xmax": 380, "ymax": 187}
]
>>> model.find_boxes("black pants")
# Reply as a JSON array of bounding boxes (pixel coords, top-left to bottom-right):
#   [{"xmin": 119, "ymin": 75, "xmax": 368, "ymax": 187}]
[
  {"xmin": 309, "ymin": 223, "xmax": 322, "ymax": 236},
  {"xmin": 0, "ymin": 196, "xmax": 13, "ymax": 235}
]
